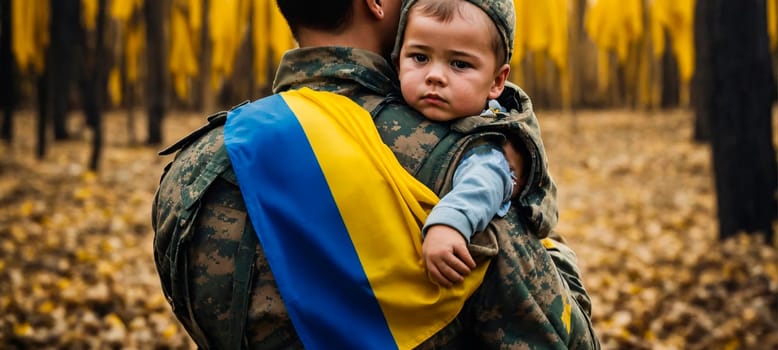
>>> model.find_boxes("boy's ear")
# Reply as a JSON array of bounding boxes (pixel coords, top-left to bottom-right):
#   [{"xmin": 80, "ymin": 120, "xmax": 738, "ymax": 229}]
[
  {"xmin": 366, "ymin": 0, "xmax": 385, "ymax": 19},
  {"xmin": 488, "ymin": 64, "xmax": 511, "ymax": 99}
]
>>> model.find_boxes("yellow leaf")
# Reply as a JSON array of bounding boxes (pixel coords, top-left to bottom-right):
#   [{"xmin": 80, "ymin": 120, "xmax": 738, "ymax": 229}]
[
  {"xmin": 97, "ymin": 261, "xmax": 115, "ymax": 277},
  {"xmin": 38, "ymin": 301, "xmax": 55, "ymax": 314},
  {"xmin": 76, "ymin": 249, "xmax": 96, "ymax": 262},
  {"xmin": 13, "ymin": 323, "xmax": 32, "ymax": 337},
  {"xmin": 20, "ymin": 201, "xmax": 34, "ymax": 217},
  {"xmin": 82, "ymin": 171, "xmax": 97, "ymax": 182},
  {"xmin": 73, "ymin": 187, "xmax": 92, "ymax": 200},
  {"xmin": 106, "ymin": 313, "xmax": 125, "ymax": 328},
  {"xmin": 109, "ymin": 67, "xmax": 122, "ymax": 106},
  {"xmin": 10, "ymin": 225, "xmax": 26, "ymax": 240},
  {"xmin": 162, "ymin": 324, "xmax": 178, "ymax": 339},
  {"xmin": 57, "ymin": 278, "xmax": 71, "ymax": 290},
  {"xmin": 724, "ymin": 339, "xmax": 740, "ymax": 350}
]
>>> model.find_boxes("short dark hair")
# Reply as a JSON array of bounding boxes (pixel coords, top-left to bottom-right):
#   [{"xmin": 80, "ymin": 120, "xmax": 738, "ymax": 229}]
[{"xmin": 276, "ymin": 0, "xmax": 354, "ymax": 37}]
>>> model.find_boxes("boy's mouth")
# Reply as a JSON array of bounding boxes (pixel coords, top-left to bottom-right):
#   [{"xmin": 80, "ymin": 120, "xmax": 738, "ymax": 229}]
[{"xmin": 421, "ymin": 93, "xmax": 445, "ymax": 105}]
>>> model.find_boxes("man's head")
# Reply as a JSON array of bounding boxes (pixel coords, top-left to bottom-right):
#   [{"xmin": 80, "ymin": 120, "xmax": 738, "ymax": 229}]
[
  {"xmin": 276, "ymin": 0, "xmax": 355, "ymax": 36},
  {"xmin": 396, "ymin": 0, "xmax": 514, "ymax": 121},
  {"xmin": 276, "ymin": 0, "xmax": 402, "ymax": 57}
]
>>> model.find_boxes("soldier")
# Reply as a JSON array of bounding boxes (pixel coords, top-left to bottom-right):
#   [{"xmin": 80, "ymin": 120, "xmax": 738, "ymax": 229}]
[{"xmin": 152, "ymin": 0, "xmax": 600, "ymax": 348}]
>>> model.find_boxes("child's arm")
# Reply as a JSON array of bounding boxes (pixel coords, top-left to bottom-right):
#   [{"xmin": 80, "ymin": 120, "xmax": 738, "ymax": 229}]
[{"xmin": 422, "ymin": 144, "xmax": 514, "ymax": 286}]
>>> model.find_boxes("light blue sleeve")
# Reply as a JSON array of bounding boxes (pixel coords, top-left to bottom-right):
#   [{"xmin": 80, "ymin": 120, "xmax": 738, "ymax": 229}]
[{"xmin": 422, "ymin": 145, "xmax": 513, "ymax": 243}]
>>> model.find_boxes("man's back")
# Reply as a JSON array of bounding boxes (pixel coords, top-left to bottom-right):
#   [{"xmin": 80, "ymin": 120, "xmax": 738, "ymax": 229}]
[{"xmin": 153, "ymin": 45, "xmax": 598, "ymax": 349}]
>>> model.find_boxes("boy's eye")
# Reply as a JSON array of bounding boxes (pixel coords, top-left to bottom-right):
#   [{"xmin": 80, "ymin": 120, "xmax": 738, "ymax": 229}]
[
  {"xmin": 451, "ymin": 60, "xmax": 471, "ymax": 69},
  {"xmin": 411, "ymin": 54, "xmax": 428, "ymax": 63}
]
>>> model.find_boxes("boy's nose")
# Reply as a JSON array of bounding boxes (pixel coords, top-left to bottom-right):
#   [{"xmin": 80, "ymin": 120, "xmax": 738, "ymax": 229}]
[{"xmin": 425, "ymin": 65, "xmax": 446, "ymax": 86}]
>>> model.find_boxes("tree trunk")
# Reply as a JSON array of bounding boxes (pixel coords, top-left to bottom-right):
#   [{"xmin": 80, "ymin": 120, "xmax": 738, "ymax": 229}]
[
  {"xmin": 197, "ymin": 0, "xmax": 214, "ymax": 113},
  {"xmin": 37, "ymin": 73, "xmax": 48, "ymax": 160},
  {"xmin": 144, "ymin": 0, "xmax": 166, "ymax": 145},
  {"xmin": 79, "ymin": 0, "xmax": 108, "ymax": 171},
  {"xmin": 661, "ymin": 30, "xmax": 680, "ymax": 108},
  {"xmin": 48, "ymin": 0, "xmax": 80, "ymax": 140},
  {"xmin": 707, "ymin": 0, "xmax": 777, "ymax": 242},
  {"xmin": 692, "ymin": 0, "xmax": 714, "ymax": 142},
  {"xmin": 0, "ymin": 0, "xmax": 13, "ymax": 142}
]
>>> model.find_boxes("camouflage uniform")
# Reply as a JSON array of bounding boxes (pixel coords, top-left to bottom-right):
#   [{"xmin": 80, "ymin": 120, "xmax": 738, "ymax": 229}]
[{"xmin": 153, "ymin": 45, "xmax": 599, "ymax": 349}]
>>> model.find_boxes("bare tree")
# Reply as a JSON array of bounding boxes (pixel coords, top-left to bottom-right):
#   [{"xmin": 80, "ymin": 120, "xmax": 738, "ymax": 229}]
[
  {"xmin": 0, "ymin": 0, "xmax": 13, "ymax": 142},
  {"xmin": 48, "ymin": 0, "xmax": 80, "ymax": 141},
  {"xmin": 692, "ymin": 0, "xmax": 714, "ymax": 142},
  {"xmin": 144, "ymin": 0, "xmax": 166, "ymax": 145},
  {"xmin": 698, "ymin": 0, "xmax": 777, "ymax": 241},
  {"xmin": 78, "ymin": 0, "xmax": 109, "ymax": 170}
]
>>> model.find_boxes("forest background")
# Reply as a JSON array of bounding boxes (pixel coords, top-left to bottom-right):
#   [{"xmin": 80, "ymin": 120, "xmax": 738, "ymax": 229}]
[{"xmin": 1, "ymin": 0, "xmax": 777, "ymax": 349}]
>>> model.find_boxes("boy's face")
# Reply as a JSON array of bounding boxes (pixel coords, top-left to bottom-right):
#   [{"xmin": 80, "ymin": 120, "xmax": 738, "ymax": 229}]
[{"xmin": 398, "ymin": 3, "xmax": 508, "ymax": 122}]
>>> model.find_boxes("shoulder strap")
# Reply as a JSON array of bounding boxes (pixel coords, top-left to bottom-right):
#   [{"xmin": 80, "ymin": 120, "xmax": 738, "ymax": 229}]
[
  {"xmin": 367, "ymin": 92, "xmax": 403, "ymax": 119},
  {"xmin": 158, "ymin": 100, "xmax": 250, "ymax": 156}
]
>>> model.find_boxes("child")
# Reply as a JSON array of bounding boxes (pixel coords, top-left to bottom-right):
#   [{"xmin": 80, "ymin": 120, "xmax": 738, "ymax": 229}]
[{"xmin": 395, "ymin": 0, "xmax": 526, "ymax": 287}]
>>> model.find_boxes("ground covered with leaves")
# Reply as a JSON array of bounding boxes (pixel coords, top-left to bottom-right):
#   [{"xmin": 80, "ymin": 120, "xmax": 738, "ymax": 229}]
[{"xmin": 0, "ymin": 108, "xmax": 776, "ymax": 349}]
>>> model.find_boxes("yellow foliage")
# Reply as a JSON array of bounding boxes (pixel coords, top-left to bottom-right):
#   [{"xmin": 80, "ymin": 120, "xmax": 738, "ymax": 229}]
[
  {"xmin": 125, "ymin": 25, "xmax": 145, "ymax": 84},
  {"xmin": 110, "ymin": 0, "xmax": 142, "ymax": 22},
  {"xmin": 57, "ymin": 278, "xmax": 72, "ymax": 290},
  {"xmin": 105, "ymin": 313, "xmax": 125, "ymax": 328},
  {"xmin": 170, "ymin": 0, "xmax": 200, "ymax": 99},
  {"xmin": 206, "ymin": 0, "xmax": 294, "ymax": 90},
  {"xmin": 162, "ymin": 324, "xmax": 178, "ymax": 339},
  {"xmin": 511, "ymin": 0, "xmax": 570, "ymax": 107},
  {"xmin": 650, "ymin": 0, "xmax": 695, "ymax": 82},
  {"xmin": 20, "ymin": 201, "xmax": 34, "ymax": 217},
  {"xmin": 209, "ymin": 0, "xmax": 244, "ymax": 89},
  {"xmin": 38, "ymin": 301, "xmax": 55, "ymax": 314},
  {"xmin": 109, "ymin": 67, "xmax": 122, "ymax": 106},
  {"xmin": 268, "ymin": 3, "xmax": 295, "ymax": 69},
  {"xmin": 12, "ymin": 0, "xmax": 49, "ymax": 74},
  {"xmin": 585, "ymin": 0, "xmax": 645, "ymax": 90},
  {"xmin": 107, "ymin": 0, "xmax": 145, "ymax": 105},
  {"xmin": 13, "ymin": 323, "xmax": 32, "ymax": 337},
  {"xmin": 252, "ymin": 0, "xmax": 272, "ymax": 87},
  {"xmin": 81, "ymin": 0, "xmax": 99, "ymax": 31}
]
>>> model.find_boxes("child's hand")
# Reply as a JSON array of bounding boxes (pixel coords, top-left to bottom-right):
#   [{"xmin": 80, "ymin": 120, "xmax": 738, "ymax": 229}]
[{"xmin": 422, "ymin": 225, "xmax": 477, "ymax": 287}]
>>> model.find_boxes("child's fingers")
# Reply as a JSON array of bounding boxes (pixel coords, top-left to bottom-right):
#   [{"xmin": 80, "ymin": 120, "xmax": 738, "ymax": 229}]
[
  {"xmin": 428, "ymin": 264, "xmax": 454, "ymax": 288},
  {"xmin": 438, "ymin": 256, "xmax": 470, "ymax": 283},
  {"xmin": 443, "ymin": 253, "xmax": 472, "ymax": 275},
  {"xmin": 453, "ymin": 245, "xmax": 477, "ymax": 269}
]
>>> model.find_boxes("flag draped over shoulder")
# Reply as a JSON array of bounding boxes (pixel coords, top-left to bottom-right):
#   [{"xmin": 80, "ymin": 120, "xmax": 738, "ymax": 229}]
[{"xmin": 223, "ymin": 88, "xmax": 489, "ymax": 350}]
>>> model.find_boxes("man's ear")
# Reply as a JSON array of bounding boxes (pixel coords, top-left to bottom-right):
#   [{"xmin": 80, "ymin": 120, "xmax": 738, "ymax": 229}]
[
  {"xmin": 488, "ymin": 63, "xmax": 511, "ymax": 99},
  {"xmin": 366, "ymin": 0, "xmax": 385, "ymax": 19}
]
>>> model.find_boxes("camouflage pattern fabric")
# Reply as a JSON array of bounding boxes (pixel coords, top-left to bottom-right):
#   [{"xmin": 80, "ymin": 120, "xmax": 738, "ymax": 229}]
[{"xmin": 152, "ymin": 47, "xmax": 600, "ymax": 349}]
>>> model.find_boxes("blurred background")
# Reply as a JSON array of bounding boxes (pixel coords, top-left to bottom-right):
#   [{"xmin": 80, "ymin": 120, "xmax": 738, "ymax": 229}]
[{"xmin": 0, "ymin": 0, "xmax": 777, "ymax": 349}]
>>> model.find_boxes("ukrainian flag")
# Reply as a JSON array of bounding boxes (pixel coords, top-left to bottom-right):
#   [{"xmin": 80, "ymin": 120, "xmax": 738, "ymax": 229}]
[{"xmin": 223, "ymin": 88, "xmax": 489, "ymax": 350}]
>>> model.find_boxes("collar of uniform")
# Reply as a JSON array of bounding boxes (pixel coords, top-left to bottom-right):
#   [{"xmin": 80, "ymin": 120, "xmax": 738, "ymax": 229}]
[{"xmin": 272, "ymin": 47, "xmax": 400, "ymax": 97}]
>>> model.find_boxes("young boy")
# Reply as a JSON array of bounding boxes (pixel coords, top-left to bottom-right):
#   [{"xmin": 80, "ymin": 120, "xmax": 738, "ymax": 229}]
[{"xmin": 396, "ymin": 0, "xmax": 527, "ymax": 287}]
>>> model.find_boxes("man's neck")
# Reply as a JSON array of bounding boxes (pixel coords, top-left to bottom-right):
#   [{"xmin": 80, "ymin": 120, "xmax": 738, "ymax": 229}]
[{"xmin": 296, "ymin": 28, "xmax": 383, "ymax": 55}]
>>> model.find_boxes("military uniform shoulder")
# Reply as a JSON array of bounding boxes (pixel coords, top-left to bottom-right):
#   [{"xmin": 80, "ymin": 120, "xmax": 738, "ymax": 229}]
[{"xmin": 159, "ymin": 101, "xmax": 249, "ymax": 156}]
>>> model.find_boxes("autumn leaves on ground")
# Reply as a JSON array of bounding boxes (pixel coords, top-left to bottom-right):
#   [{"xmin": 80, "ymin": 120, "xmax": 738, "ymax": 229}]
[{"xmin": 0, "ymin": 109, "xmax": 776, "ymax": 349}]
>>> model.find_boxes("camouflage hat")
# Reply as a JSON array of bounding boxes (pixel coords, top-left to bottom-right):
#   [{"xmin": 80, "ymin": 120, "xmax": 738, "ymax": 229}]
[{"xmin": 391, "ymin": 0, "xmax": 515, "ymax": 64}]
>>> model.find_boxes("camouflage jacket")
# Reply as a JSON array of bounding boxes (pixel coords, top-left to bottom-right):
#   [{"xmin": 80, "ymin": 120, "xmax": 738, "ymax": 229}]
[{"xmin": 152, "ymin": 47, "xmax": 599, "ymax": 349}]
